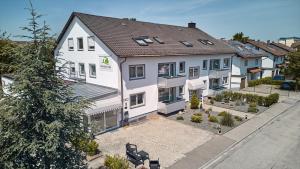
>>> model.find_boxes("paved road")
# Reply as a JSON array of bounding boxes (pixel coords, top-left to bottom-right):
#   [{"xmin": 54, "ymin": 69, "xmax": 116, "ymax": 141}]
[{"xmin": 205, "ymin": 100, "xmax": 300, "ymax": 169}]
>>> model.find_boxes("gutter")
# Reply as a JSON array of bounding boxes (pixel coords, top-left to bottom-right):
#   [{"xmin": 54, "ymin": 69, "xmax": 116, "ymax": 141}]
[{"xmin": 119, "ymin": 57, "xmax": 127, "ymax": 126}]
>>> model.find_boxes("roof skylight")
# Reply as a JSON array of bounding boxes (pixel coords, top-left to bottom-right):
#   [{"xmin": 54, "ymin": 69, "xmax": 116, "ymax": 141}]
[
  {"xmin": 133, "ymin": 38, "xmax": 148, "ymax": 46},
  {"xmin": 198, "ymin": 39, "xmax": 214, "ymax": 45},
  {"xmin": 153, "ymin": 37, "xmax": 164, "ymax": 44},
  {"xmin": 143, "ymin": 37, "xmax": 153, "ymax": 43},
  {"xmin": 180, "ymin": 41, "xmax": 193, "ymax": 47}
]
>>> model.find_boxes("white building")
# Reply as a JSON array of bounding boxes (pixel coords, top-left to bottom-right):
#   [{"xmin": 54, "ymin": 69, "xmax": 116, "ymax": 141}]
[
  {"xmin": 2, "ymin": 12, "xmax": 236, "ymax": 135},
  {"xmin": 225, "ymin": 41, "xmax": 265, "ymax": 89},
  {"xmin": 245, "ymin": 40, "xmax": 287, "ymax": 78},
  {"xmin": 278, "ymin": 37, "xmax": 300, "ymax": 47}
]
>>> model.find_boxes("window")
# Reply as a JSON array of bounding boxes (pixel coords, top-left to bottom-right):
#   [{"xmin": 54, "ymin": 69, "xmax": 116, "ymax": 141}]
[
  {"xmin": 134, "ymin": 38, "xmax": 148, "ymax": 46},
  {"xmin": 77, "ymin": 37, "xmax": 84, "ymax": 50},
  {"xmin": 130, "ymin": 93, "xmax": 145, "ymax": 108},
  {"xmin": 222, "ymin": 76, "xmax": 228, "ymax": 85},
  {"xmin": 189, "ymin": 67, "xmax": 199, "ymax": 78},
  {"xmin": 158, "ymin": 63, "xmax": 175, "ymax": 77},
  {"xmin": 223, "ymin": 58, "xmax": 230, "ymax": 69},
  {"xmin": 179, "ymin": 86, "xmax": 184, "ymax": 95},
  {"xmin": 198, "ymin": 39, "xmax": 214, "ymax": 45},
  {"xmin": 255, "ymin": 59, "xmax": 259, "ymax": 65},
  {"xmin": 70, "ymin": 62, "xmax": 75, "ymax": 75},
  {"xmin": 129, "ymin": 65, "xmax": 145, "ymax": 80},
  {"xmin": 209, "ymin": 59, "xmax": 220, "ymax": 70},
  {"xmin": 180, "ymin": 41, "xmax": 193, "ymax": 47},
  {"xmin": 244, "ymin": 60, "xmax": 248, "ymax": 66},
  {"xmin": 179, "ymin": 62, "xmax": 185, "ymax": 73},
  {"xmin": 68, "ymin": 38, "xmax": 74, "ymax": 51},
  {"xmin": 203, "ymin": 60, "xmax": 207, "ymax": 70},
  {"xmin": 153, "ymin": 37, "xmax": 164, "ymax": 44},
  {"xmin": 79, "ymin": 63, "xmax": 85, "ymax": 75},
  {"xmin": 87, "ymin": 36, "xmax": 95, "ymax": 50},
  {"xmin": 142, "ymin": 37, "xmax": 153, "ymax": 43},
  {"xmin": 89, "ymin": 64, "xmax": 96, "ymax": 78}
]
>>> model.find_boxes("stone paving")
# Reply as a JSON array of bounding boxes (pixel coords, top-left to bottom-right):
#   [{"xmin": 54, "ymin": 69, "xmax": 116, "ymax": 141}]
[{"xmin": 94, "ymin": 116, "xmax": 214, "ymax": 169}]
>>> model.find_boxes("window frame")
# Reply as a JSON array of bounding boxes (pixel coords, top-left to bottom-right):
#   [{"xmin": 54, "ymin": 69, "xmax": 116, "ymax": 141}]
[
  {"xmin": 179, "ymin": 85, "xmax": 184, "ymax": 95},
  {"xmin": 209, "ymin": 59, "xmax": 221, "ymax": 70},
  {"xmin": 69, "ymin": 62, "xmax": 75, "ymax": 75},
  {"xmin": 179, "ymin": 61, "xmax": 185, "ymax": 73},
  {"xmin": 255, "ymin": 59, "xmax": 259, "ymax": 65},
  {"xmin": 130, "ymin": 92, "xmax": 145, "ymax": 109},
  {"xmin": 129, "ymin": 64, "xmax": 145, "ymax": 80},
  {"xmin": 87, "ymin": 36, "xmax": 95, "ymax": 51},
  {"xmin": 222, "ymin": 76, "xmax": 228, "ymax": 85},
  {"xmin": 189, "ymin": 66, "xmax": 200, "ymax": 79},
  {"xmin": 77, "ymin": 37, "xmax": 84, "ymax": 51},
  {"xmin": 68, "ymin": 38, "xmax": 74, "ymax": 51},
  {"xmin": 244, "ymin": 60, "xmax": 248, "ymax": 66},
  {"xmin": 202, "ymin": 60, "xmax": 207, "ymax": 70},
  {"xmin": 79, "ymin": 63, "xmax": 85, "ymax": 75},
  {"xmin": 223, "ymin": 58, "xmax": 230, "ymax": 69},
  {"xmin": 89, "ymin": 63, "xmax": 96, "ymax": 78}
]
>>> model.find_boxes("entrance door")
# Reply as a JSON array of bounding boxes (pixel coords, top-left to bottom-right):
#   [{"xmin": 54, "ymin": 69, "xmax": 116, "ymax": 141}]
[{"xmin": 240, "ymin": 77, "xmax": 246, "ymax": 89}]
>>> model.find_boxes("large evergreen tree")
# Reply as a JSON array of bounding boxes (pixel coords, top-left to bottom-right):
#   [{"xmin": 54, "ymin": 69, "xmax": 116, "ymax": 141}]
[{"xmin": 0, "ymin": 2, "xmax": 89, "ymax": 168}]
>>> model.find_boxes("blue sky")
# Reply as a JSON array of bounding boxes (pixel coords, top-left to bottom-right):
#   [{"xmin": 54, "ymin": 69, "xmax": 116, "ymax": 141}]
[{"xmin": 0, "ymin": 0, "xmax": 299, "ymax": 41}]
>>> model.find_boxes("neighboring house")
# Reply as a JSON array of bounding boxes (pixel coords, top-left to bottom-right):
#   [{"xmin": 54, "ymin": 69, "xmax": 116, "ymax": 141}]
[
  {"xmin": 52, "ymin": 12, "xmax": 235, "ymax": 134},
  {"xmin": 225, "ymin": 40, "xmax": 265, "ymax": 89},
  {"xmin": 245, "ymin": 40, "xmax": 287, "ymax": 78},
  {"xmin": 278, "ymin": 37, "xmax": 300, "ymax": 47},
  {"xmin": 291, "ymin": 41, "xmax": 300, "ymax": 51},
  {"xmin": 270, "ymin": 42, "xmax": 296, "ymax": 53}
]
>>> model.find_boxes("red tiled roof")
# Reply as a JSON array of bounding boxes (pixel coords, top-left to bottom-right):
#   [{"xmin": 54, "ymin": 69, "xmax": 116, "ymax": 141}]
[
  {"xmin": 57, "ymin": 12, "xmax": 235, "ymax": 57},
  {"xmin": 246, "ymin": 40, "xmax": 287, "ymax": 56}
]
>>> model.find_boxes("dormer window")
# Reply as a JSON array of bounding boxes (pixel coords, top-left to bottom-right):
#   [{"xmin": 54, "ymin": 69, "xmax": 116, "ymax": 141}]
[
  {"xmin": 77, "ymin": 37, "xmax": 84, "ymax": 51},
  {"xmin": 180, "ymin": 41, "xmax": 193, "ymax": 47},
  {"xmin": 88, "ymin": 36, "xmax": 95, "ymax": 51},
  {"xmin": 153, "ymin": 37, "xmax": 164, "ymax": 44},
  {"xmin": 68, "ymin": 38, "xmax": 74, "ymax": 51}
]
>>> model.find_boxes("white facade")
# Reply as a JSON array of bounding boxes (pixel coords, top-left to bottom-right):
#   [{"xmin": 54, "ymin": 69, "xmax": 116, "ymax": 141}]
[
  {"xmin": 231, "ymin": 55, "xmax": 262, "ymax": 89},
  {"xmin": 54, "ymin": 16, "xmax": 233, "ymax": 122},
  {"xmin": 278, "ymin": 37, "xmax": 300, "ymax": 47}
]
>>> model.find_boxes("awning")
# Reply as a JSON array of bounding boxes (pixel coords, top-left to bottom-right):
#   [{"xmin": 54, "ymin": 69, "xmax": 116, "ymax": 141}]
[
  {"xmin": 86, "ymin": 103, "xmax": 122, "ymax": 116},
  {"xmin": 247, "ymin": 67, "xmax": 262, "ymax": 73},
  {"xmin": 188, "ymin": 79, "xmax": 206, "ymax": 90}
]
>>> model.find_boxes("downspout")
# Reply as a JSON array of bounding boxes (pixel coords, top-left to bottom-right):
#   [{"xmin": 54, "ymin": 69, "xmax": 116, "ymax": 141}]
[{"xmin": 119, "ymin": 57, "xmax": 127, "ymax": 126}]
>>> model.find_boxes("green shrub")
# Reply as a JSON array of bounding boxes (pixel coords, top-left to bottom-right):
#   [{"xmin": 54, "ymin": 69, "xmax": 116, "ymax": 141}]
[
  {"xmin": 210, "ymin": 99, "xmax": 214, "ymax": 105},
  {"xmin": 176, "ymin": 116, "xmax": 184, "ymax": 120},
  {"xmin": 209, "ymin": 115, "xmax": 218, "ymax": 123},
  {"xmin": 249, "ymin": 102, "xmax": 257, "ymax": 108},
  {"xmin": 264, "ymin": 93, "xmax": 279, "ymax": 107},
  {"xmin": 86, "ymin": 140, "xmax": 99, "ymax": 156},
  {"xmin": 248, "ymin": 106, "xmax": 258, "ymax": 113},
  {"xmin": 191, "ymin": 115, "xmax": 202, "ymax": 123},
  {"xmin": 220, "ymin": 113, "xmax": 234, "ymax": 127},
  {"xmin": 193, "ymin": 113, "xmax": 202, "ymax": 116},
  {"xmin": 190, "ymin": 94, "xmax": 200, "ymax": 109},
  {"xmin": 234, "ymin": 116, "xmax": 243, "ymax": 121},
  {"xmin": 248, "ymin": 77, "xmax": 284, "ymax": 87},
  {"xmin": 104, "ymin": 155, "xmax": 130, "ymax": 169},
  {"xmin": 218, "ymin": 111, "xmax": 227, "ymax": 116},
  {"xmin": 214, "ymin": 94, "xmax": 223, "ymax": 102}
]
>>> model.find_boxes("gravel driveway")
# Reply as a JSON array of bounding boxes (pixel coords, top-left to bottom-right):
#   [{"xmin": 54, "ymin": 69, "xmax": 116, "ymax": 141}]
[{"xmin": 94, "ymin": 116, "xmax": 214, "ymax": 168}]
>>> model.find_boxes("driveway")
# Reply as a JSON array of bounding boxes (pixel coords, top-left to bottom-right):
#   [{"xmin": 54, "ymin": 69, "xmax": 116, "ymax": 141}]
[
  {"xmin": 94, "ymin": 116, "xmax": 214, "ymax": 168},
  {"xmin": 205, "ymin": 99, "xmax": 300, "ymax": 169}
]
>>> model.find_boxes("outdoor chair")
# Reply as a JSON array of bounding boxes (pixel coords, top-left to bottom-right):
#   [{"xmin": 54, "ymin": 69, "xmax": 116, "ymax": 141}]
[
  {"xmin": 126, "ymin": 143, "xmax": 137, "ymax": 154},
  {"xmin": 149, "ymin": 158, "xmax": 160, "ymax": 169},
  {"xmin": 126, "ymin": 151, "xmax": 144, "ymax": 167}
]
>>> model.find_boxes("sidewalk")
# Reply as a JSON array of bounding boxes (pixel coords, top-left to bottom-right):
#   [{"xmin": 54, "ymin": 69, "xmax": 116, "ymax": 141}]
[{"xmin": 168, "ymin": 98, "xmax": 299, "ymax": 169}]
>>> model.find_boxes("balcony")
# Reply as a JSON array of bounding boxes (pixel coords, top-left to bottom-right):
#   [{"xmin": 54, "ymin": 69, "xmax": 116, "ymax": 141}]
[
  {"xmin": 158, "ymin": 98, "xmax": 186, "ymax": 114},
  {"xmin": 208, "ymin": 69, "xmax": 230, "ymax": 78},
  {"xmin": 157, "ymin": 75, "xmax": 186, "ymax": 88}
]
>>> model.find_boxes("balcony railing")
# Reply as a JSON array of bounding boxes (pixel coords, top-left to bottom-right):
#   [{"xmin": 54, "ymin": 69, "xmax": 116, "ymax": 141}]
[
  {"xmin": 158, "ymin": 98, "xmax": 186, "ymax": 114},
  {"xmin": 157, "ymin": 75, "xmax": 186, "ymax": 88},
  {"xmin": 208, "ymin": 69, "xmax": 230, "ymax": 78}
]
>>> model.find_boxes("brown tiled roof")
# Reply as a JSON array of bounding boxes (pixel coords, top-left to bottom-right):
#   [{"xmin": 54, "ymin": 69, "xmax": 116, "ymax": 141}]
[
  {"xmin": 57, "ymin": 12, "xmax": 235, "ymax": 57},
  {"xmin": 291, "ymin": 41, "xmax": 300, "ymax": 48},
  {"xmin": 246, "ymin": 39, "xmax": 287, "ymax": 56},
  {"xmin": 270, "ymin": 42, "xmax": 296, "ymax": 52}
]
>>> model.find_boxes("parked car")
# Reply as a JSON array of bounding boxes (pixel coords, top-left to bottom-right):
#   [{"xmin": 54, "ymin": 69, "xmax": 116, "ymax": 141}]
[
  {"xmin": 280, "ymin": 80, "xmax": 296, "ymax": 90},
  {"xmin": 273, "ymin": 75, "xmax": 285, "ymax": 81}
]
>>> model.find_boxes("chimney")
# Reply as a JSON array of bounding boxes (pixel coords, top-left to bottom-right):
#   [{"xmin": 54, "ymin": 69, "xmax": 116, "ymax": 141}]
[
  {"xmin": 188, "ymin": 22, "xmax": 196, "ymax": 28},
  {"xmin": 267, "ymin": 40, "xmax": 270, "ymax": 44}
]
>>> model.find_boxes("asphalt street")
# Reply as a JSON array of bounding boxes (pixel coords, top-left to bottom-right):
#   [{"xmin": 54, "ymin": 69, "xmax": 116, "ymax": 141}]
[{"xmin": 206, "ymin": 100, "xmax": 300, "ymax": 169}]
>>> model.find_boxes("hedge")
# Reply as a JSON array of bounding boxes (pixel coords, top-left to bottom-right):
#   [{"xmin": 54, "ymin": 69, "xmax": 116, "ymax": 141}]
[
  {"xmin": 213, "ymin": 91, "xmax": 279, "ymax": 107},
  {"xmin": 248, "ymin": 77, "xmax": 284, "ymax": 87}
]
